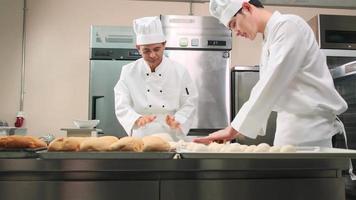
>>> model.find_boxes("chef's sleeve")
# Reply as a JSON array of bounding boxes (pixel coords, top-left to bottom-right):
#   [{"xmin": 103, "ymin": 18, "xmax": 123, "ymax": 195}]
[
  {"xmin": 114, "ymin": 72, "xmax": 141, "ymax": 136},
  {"xmin": 231, "ymin": 20, "xmax": 307, "ymax": 139},
  {"xmin": 174, "ymin": 70, "xmax": 198, "ymax": 135}
]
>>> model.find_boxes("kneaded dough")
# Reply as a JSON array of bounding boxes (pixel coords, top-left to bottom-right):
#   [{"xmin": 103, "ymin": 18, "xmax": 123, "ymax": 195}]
[
  {"xmin": 280, "ymin": 144, "xmax": 297, "ymax": 153},
  {"xmin": 109, "ymin": 136, "xmax": 144, "ymax": 152}
]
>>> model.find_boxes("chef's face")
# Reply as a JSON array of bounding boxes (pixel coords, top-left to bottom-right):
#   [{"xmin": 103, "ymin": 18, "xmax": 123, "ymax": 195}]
[
  {"xmin": 137, "ymin": 42, "xmax": 166, "ymax": 68},
  {"xmin": 228, "ymin": 9, "xmax": 258, "ymax": 40}
]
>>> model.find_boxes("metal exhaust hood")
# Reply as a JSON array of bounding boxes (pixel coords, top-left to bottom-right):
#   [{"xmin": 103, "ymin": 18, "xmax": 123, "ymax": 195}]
[{"xmin": 134, "ymin": 0, "xmax": 356, "ymax": 9}]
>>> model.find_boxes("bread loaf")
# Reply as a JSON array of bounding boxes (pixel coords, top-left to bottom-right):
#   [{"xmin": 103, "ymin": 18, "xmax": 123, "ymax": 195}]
[
  {"xmin": 79, "ymin": 136, "xmax": 118, "ymax": 151},
  {"xmin": 0, "ymin": 135, "xmax": 47, "ymax": 149},
  {"xmin": 48, "ymin": 137, "xmax": 88, "ymax": 151},
  {"xmin": 142, "ymin": 136, "xmax": 170, "ymax": 152},
  {"xmin": 109, "ymin": 136, "xmax": 144, "ymax": 152}
]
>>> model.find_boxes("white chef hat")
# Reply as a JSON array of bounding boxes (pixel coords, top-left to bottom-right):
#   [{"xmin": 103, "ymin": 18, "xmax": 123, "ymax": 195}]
[
  {"xmin": 133, "ymin": 16, "xmax": 166, "ymax": 45},
  {"xmin": 209, "ymin": 0, "xmax": 246, "ymax": 27}
]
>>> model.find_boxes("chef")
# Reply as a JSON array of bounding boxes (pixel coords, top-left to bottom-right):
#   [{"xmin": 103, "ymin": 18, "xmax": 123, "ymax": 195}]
[
  {"xmin": 114, "ymin": 16, "xmax": 198, "ymax": 141},
  {"xmin": 194, "ymin": 0, "xmax": 348, "ymax": 147}
]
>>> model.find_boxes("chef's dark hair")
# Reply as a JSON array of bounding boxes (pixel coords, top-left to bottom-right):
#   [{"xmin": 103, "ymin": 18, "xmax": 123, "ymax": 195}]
[{"xmin": 235, "ymin": 0, "xmax": 264, "ymax": 16}]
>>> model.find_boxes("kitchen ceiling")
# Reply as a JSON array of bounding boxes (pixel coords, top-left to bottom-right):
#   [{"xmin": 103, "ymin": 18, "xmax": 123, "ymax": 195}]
[{"xmin": 135, "ymin": 0, "xmax": 356, "ymax": 9}]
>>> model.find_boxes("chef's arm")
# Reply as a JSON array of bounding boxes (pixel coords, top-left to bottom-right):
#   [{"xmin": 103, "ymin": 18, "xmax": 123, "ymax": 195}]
[
  {"xmin": 231, "ymin": 21, "xmax": 307, "ymax": 139},
  {"xmin": 174, "ymin": 71, "xmax": 198, "ymax": 135},
  {"xmin": 114, "ymin": 79, "xmax": 141, "ymax": 136}
]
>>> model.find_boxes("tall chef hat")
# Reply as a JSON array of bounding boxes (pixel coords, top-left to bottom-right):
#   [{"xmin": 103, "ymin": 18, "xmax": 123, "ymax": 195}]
[
  {"xmin": 209, "ymin": 0, "xmax": 246, "ymax": 27},
  {"xmin": 133, "ymin": 16, "xmax": 166, "ymax": 45}
]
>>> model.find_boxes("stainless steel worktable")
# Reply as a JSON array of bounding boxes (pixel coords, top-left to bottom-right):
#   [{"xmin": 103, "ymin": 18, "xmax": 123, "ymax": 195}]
[{"xmin": 0, "ymin": 150, "xmax": 354, "ymax": 200}]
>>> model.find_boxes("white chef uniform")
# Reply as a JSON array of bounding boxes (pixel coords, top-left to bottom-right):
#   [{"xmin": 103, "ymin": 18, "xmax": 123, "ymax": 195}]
[
  {"xmin": 230, "ymin": 11, "xmax": 347, "ymax": 147},
  {"xmin": 114, "ymin": 56, "xmax": 197, "ymax": 141}
]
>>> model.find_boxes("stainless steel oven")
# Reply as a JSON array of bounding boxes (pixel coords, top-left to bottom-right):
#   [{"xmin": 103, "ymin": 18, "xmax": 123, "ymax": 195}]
[{"xmin": 309, "ymin": 14, "xmax": 356, "ymax": 50}]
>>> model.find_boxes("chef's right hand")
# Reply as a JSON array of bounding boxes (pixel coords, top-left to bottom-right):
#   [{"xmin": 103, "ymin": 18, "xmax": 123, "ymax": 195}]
[
  {"xmin": 193, "ymin": 126, "xmax": 239, "ymax": 144},
  {"xmin": 135, "ymin": 115, "xmax": 156, "ymax": 127}
]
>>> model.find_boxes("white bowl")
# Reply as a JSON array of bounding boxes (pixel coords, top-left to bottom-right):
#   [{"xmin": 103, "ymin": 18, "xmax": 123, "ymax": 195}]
[{"xmin": 73, "ymin": 120, "xmax": 100, "ymax": 129}]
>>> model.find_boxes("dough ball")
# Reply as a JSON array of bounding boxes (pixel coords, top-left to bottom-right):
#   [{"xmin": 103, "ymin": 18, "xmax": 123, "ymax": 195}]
[
  {"xmin": 280, "ymin": 144, "xmax": 297, "ymax": 153},
  {"xmin": 269, "ymin": 146, "xmax": 281, "ymax": 153},
  {"xmin": 254, "ymin": 143, "xmax": 271, "ymax": 153},
  {"xmin": 244, "ymin": 145, "xmax": 256, "ymax": 153},
  {"xmin": 239, "ymin": 144, "xmax": 248, "ymax": 152}
]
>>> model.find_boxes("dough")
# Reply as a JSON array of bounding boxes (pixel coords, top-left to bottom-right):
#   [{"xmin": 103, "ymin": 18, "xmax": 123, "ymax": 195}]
[
  {"xmin": 191, "ymin": 143, "xmax": 209, "ymax": 152},
  {"xmin": 79, "ymin": 136, "xmax": 118, "ymax": 151},
  {"xmin": 254, "ymin": 143, "xmax": 271, "ymax": 153},
  {"xmin": 142, "ymin": 136, "xmax": 170, "ymax": 152},
  {"xmin": 244, "ymin": 145, "xmax": 256, "ymax": 153},
  {"xmin": 239, "ymin": 144, "xmax": 248, "ymax": 152},
  {"xmin": 269, "ymin": 146, "xmax": 281, "ymax": 153},
  {"xmin": 208, "ymin": 142, "xmax": 224, "ymax": 152},
  {"xmin": 280, "ymin": 145, "xmax": 297, "ymax": 153},
  {"xmin": 109, "ymin": 136, "xmax": 144, "ymax": 152}
]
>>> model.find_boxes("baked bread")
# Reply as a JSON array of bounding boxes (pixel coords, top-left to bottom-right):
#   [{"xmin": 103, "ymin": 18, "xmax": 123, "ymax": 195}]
[
  {"xmin": 79, "ymin": 136, "xmax": 118, "ymax": 151},
  {"xmin": 48, "ymin": 137, "xmax": 88, "ymax": 151},
  {"xmin": 109, "ymin": 136, "xmax": 144, "ymax": 152},
  {"xmin": 142, "ymin": 136, "xmax": 170, "ymax": 152},
  {"xmin": 0, "ymin": 135, "xmax": 47, "ymax": 149}
]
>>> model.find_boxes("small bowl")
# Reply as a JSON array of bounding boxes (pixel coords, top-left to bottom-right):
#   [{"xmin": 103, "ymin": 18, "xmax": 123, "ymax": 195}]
[{"xmin": 73, "ymin": 120, "xmax": 100, "ymax": 129}]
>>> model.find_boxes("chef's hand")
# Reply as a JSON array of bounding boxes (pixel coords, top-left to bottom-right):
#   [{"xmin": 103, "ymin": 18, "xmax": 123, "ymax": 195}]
[
  {"xmin": 135, "ymin": 115, "xmax": 156, "ymax": 127},
  {"xmin": 165, "ymin": 115, "xmax": 181, "ymax": 130},
  {"xmin": 193, "ymin": 126, "xmax": 239, "ymax": 144}
]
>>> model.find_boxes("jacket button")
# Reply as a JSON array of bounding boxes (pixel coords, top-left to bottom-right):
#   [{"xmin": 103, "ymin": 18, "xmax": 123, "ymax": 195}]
[
  {"xmin": 146, "ymin": 73, "xmax": 149, "ymax": 76},
  {"xmin": 162, "ymin": 105, "xmax": 165, "ymax": 108},
  {"xmin": 147, "ymin": 89, "xmax": 150, "ymax": 92},
  {"xmin": 159, "ymin": 74, "xmax": 162, "ymax": 76},
  {"xmin": 160, "ymin": 90, "xmax": 162, "ymax": 93},
  {"xmin": 149, "ymin": 105, "xmax": 152, "ymax": 108}
]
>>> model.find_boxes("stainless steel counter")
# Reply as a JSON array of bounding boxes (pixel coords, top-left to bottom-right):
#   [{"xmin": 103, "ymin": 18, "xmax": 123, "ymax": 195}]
[{"xmin": 0, "ymin": 155, "xmax": 351, "ymax": 200}]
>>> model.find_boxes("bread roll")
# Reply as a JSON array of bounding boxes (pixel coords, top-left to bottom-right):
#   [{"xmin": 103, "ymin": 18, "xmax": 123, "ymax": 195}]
[
  {"xmin": 142, "ymin": 136, "xmax": 170, "ymax": 152},
  {"xmin": 0, "ymin": 135, "xmax": 47, "ymax": 149},
  {"xmin": 109, "ymin": 136, "xmax": 144, "ymax": 152},
  {"xmin": 80, "ymin": 136, "xmax": 119, "ymax": 151},
  {"xmin": 48, "ymin": 137, "xmax": 88, "ymax": 151}
]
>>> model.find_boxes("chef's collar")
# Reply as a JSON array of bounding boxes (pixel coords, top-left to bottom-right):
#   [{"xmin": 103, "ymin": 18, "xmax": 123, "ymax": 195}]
[
  {"xmin": 263, "ymin": 11, "xmax": 281, "ymax": 42},
  {"xmin": 143, "ymin": 56, "xmax": 167, "ymax": 76}
]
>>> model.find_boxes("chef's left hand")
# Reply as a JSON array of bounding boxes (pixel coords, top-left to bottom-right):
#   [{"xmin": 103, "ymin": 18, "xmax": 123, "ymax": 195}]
[{"xmin": 165, "ymin": 115, "xmax": 181, "ymax": 130}]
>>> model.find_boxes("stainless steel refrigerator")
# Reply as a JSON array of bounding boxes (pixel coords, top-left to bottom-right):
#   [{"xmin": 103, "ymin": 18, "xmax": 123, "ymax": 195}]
[
  {"xmin": 89, "ymin": 26, "xmax": 141, "ymax": 136},
  {"xmin": 161, "ymin": 15, "xmax": 232, "ymax": 135},
  {"xmin": 231, "ymin": 66, "xmax": 276, "ymax": 145}
]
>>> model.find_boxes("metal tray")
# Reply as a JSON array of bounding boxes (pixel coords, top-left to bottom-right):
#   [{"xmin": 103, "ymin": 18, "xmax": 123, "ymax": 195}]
[
  {"xmin": 0, "ymin": 147, "xmax": 47, "ymax": 158},
  {"xmin": 38, "ymin": 151, "xmax": 177, "ymax": 159},
  {"xmin": 179, "ymin": 148, "xmax": 356, "ymax": 159}
]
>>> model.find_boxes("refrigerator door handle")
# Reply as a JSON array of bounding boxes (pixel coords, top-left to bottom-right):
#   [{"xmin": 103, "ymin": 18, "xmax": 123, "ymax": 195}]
[{"xmin": 92, "ymin": 96, "xmax": 104, "ymax": 119}]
